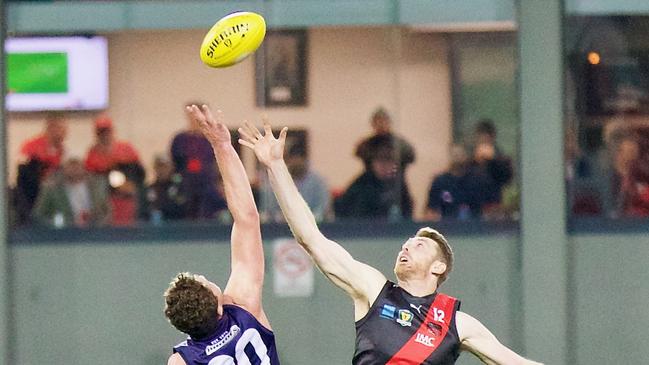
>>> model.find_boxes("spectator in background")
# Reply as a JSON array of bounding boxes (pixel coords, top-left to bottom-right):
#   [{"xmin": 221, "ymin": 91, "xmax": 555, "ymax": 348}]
[
  {"xmin": 565, "ymin": 126, "xmax": 602, "ymax": 216},
  {"xmin": 424, "ymin": 145, "xmax": 488, "ymax": 221},
  {"xmin": 146, "ymin": 154, "xmax": 188, "ymax": 223},
  {"xmin": 85, "ymin": 115, "xmax": 141, "ymax": 174},
  {"xmin": 335, "ymin": 135, "xmax": 413, "ymax": 220},
  {"xmin": 14, "ymin": 113, "xmax": 68, "ymax": 225},
  {"xmin": 170, "ymin": 101, "xmax": 221, "ymax": 219},
  {"xmin": 611, "ymin": 133, "xmax": 649, "ymax": 217},
  {"xmin": 85, "ymin": 115, "xmax": 146, "ymax": 226},
  {"xmin": 33, "ymin": 157, "xmax": 110, "ymax": 228},
  {"xmin": 469, "ymin": 119, "xmax": 513, "ymax": 214},
  {"xmin": 355, "ymin": 107, "xmax": 415, "ymax": 173},
  {"xmin": 260, "ymin": 140, "xmax": 330, "ymax": 223}
]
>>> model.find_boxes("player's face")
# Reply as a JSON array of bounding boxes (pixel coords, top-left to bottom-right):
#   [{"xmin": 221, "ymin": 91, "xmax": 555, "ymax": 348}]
[{"xmin": 394, "ymin": 236, "xmax": 439, "ymax": 280}]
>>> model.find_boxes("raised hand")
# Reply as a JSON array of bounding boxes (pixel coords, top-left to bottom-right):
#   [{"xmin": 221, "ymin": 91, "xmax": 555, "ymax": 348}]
[
  {"xmin": 238, "ymin": 120, "xmax": 288, "ymax": 167},
  {"xmin": 185, "ymin": 104, "xmax": 231, "ymax": 146}
]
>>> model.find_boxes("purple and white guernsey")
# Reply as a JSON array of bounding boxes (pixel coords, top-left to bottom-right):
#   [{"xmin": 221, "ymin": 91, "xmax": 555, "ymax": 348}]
[{"xmin": 173, "ymin": 304, "xmax": 280, "ymax": 365}]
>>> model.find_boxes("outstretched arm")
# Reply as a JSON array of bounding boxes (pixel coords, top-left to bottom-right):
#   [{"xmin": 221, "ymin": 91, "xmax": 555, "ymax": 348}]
[
  {"xmin": 239, "ymin": 122, "xmax": 386, "ymax": 320},
  {"xmin": 456, "ymin": 311, "xmax": 544, "ymax": 365},
  {"xmin": 187, "ymin": 105, "xmax": 264, "ymax": 314}
]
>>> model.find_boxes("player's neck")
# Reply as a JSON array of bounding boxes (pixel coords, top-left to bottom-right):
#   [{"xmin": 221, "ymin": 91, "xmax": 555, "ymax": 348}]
[{"xmin": 397, "ymin": 277, "xmax": 438, "ymax": 297}]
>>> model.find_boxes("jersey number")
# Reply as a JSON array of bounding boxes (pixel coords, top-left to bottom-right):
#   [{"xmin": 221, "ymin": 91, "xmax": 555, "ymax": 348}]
[
  {"xmin": 208, "ymin": 328, "xmax": 271, "ymax": 365},
  {"xmin": 433, "ymin": 307, "xmax": 445, "ymax": 323}
]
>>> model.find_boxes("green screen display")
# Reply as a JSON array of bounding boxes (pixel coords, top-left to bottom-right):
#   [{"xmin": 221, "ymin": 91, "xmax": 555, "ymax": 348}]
[{"xmin": 7, "ymin": 52, "xmax": 69, "ymax": 94}]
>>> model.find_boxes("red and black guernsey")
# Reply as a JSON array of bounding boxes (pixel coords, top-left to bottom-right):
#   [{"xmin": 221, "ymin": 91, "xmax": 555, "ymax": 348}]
[{"xmin": 353, "ymin": 281, "xmax": 461, "ymax": 365}]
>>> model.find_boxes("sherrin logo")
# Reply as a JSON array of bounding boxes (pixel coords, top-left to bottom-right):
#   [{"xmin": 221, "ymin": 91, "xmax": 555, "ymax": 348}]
[{"xmin": 205, "ymin": 23, "xmax": 251, "ymax": 58}]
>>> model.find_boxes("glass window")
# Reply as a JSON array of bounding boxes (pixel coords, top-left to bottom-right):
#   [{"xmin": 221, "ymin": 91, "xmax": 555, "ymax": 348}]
[
  {"xmin": 4, "ymin": 4, "xmax": 521, "ymax": 235},
  {"xmin": 566, "ymin": 16, "xmax": 649, "ymax": 220}
]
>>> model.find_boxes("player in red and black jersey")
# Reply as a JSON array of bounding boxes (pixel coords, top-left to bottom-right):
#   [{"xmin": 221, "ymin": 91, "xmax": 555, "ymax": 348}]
[{"xmin": 240, "ymin": 121, "xmax": 544, "ymax": 365}]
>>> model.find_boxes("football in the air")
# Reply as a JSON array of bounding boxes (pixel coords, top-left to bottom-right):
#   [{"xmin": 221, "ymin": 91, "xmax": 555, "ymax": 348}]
[{"xmin": 199, "ymin": 11, "xmax": 266, "ymax": 68}]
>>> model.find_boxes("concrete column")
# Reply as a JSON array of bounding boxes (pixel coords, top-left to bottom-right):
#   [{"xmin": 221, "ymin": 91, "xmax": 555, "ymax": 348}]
[
  {"xmin": 518, "ymin": 1, "xmax": 568, "ymax": 364},
  {"xmin": 0, "ymin": 0, "xmax": 10, "ymax": 363}
]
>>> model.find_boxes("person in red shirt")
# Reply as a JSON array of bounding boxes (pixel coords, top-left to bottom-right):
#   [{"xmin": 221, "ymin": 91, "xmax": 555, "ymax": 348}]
[
  {"xmin": 85, "ymin": 115, "xmax": 140, "ymax": 173},
  {"xmin": 19, "ymin": 113, "xmax": 68, "ymax": 178},
  {"xmin": 14, "ymin": 113, "xmax": 68, "ymax": 225},
  {"xmin": 85, "ymin": 115, "xmax": 146, "ymax": 226}
]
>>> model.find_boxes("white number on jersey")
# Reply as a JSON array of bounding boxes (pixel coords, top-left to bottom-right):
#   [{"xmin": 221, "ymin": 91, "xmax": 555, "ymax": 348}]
[
  {"xmin": 208, "ymin": 328, "xmax": 271, "ymax": 365},
  {"xmin": 432, "ymin": 307, "xmax": 445, "ymax": 323}
]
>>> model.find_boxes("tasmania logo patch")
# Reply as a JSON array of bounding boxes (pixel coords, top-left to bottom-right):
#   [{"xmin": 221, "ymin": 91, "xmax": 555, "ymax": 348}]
[{"xmin": 396, "ymin": 309, "xmax": 413, "ymax": 327}]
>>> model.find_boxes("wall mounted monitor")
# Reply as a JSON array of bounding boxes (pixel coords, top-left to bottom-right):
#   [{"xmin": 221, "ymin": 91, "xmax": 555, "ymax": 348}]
[{"xmin": 5, "ymin": 36, "xmax": 109, "ymax": 112}]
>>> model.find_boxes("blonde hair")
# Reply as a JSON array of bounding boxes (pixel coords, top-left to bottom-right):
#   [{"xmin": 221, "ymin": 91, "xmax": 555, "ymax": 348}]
[{"xmin": 415, "ymin": 227, "xmax": 454, "ymax": 285}]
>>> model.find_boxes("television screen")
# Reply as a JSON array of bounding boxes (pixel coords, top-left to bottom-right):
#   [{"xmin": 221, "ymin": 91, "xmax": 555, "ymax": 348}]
[{"xmin": 5, "ymin": 36, "xmax": 109, "ymax": 112}]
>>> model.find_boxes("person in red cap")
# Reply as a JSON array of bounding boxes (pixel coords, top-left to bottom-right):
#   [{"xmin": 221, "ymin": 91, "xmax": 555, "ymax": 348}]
[
  {"xmin": 85, "ymin": 115, "xmax": 141, "ymax": 173},
  {"xmin": 14, "ymin": 113, "xmax": 68, "ymax": 225},
  {"xmin": 85, "ymin": 114, "xmax": 146, "ymax": 226}
]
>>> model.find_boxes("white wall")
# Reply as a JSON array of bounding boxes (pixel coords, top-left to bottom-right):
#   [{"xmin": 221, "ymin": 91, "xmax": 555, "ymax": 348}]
[{"xmin": 7, "ymin": 27, "xmax": 452, "ymax": 218}]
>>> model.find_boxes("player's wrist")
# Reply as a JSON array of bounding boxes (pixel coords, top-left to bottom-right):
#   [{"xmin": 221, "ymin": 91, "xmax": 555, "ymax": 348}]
[
  {"xmin": 211, "ymin": 140, "xmax": 233, "ymax": 150},
  {"xmin": 267, "ymin": 159, "xmax": 286, "ymax": 169}
]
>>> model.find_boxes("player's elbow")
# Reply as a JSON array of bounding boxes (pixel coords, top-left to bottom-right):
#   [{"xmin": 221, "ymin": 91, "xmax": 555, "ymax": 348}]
[
  {"xmin": 293, "ymin": 226, "xmax": 324, "ymax": 248},
  {"xmin": 235, "ymin": 207, "xmax": 260, "ymax": 225}
]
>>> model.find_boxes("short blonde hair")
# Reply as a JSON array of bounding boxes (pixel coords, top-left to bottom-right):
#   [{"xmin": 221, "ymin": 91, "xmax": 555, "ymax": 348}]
[{"xmin": 415, "ymin": 227, "xmax": 454, "ymax": 285}]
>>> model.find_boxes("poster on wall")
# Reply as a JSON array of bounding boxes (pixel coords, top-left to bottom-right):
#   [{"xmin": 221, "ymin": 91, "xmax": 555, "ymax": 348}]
[
  {"xmin": 272, "ymin": 238, "xmax": 314, "ymax": 297},
  {"xmin": 255, "ymin": 29, "xmax": 308, "ymax": 107}
]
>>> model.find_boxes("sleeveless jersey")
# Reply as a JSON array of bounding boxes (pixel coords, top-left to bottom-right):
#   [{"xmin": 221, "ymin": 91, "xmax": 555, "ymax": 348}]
[
  {"xmin": 354, "ymin": 281, "xmax": 461, "ymax": 365},
  {"xmin": 173, "ymin": 304, "xmax": 280, "ymax": 365}
]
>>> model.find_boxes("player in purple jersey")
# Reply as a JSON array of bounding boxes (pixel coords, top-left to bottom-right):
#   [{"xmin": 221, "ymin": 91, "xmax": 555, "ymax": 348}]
[
  {"xmin": 239, "ymin": 121, "xmax": 543, "ymax": 365},
  {"xmin": 164, "ymin": 105, "xmax": 280, "ymax": 365}
]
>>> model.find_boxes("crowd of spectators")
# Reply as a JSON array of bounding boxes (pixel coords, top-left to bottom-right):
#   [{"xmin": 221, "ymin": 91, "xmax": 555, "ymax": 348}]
[
  {"xmin": 18, "ymin": 105, "xmax": 647, "ymax": 229},
  {"xmin": 564, "ymin": 116, "xmax": 649, "ymax": 219}
]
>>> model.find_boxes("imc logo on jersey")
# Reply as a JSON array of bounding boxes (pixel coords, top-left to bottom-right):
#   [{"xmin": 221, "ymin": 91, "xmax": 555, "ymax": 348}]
[
  {"xmin": 396, "ymin": 309, "xmax": 413, "ymax": 327},
  {"xmin": 415, "ymin": 332, "xmax": 435, "ymax": 347},
  {"xmin": 380, "ymin": 304, "xmax": 396, "ymax": 319}
]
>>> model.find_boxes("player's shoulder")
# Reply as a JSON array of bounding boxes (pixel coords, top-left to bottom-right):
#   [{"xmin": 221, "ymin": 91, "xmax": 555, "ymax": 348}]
[
  {"xmin": 167, "ymin": 352, "xmax": 186, "ymax": 365},
  {"xmin": 222, "ymin": 303, "xmax": 256, "ymax": 320},
  {"xmin": 454, "ymin": 310, "xmax": 488, "ymax": 341}
]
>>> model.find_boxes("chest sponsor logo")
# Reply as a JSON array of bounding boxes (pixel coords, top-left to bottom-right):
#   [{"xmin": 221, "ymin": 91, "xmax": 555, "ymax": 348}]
[
  {"xmin": 396, "ymin": 309, "xmax": 413, "ymax": 327},
  {"xmin": 205, "ymin": 325, "xmax": 240, "ymax": 355},
  {"xmin": 380, "ymin": 304, "xmax": 397, "ymax": 319},
  {"xmin": 415, "ymin": 332, "xmax": 435, "ymax": 347}
]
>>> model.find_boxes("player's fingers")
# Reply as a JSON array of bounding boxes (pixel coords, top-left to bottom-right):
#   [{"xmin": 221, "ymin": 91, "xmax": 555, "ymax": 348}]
[
  {"xmin": 202, "ymin": 105, "xmax": 215, "ymax": 124},
  {"xmin": 238, "ymin": 127, "xmax": 256, "ymax": 143},
  {"xmin": 278, "ymin": 127, "xmax": 288, "ymax": 143},
  {"xmin": 245, "ymin": 121, "xmax": 263, "ymax": 139},
  {"xmin": 185, "ymin": 105, "xmax": 197, "ymax": 118},
  {"xmin": 263, "ymin": 120, "xmax": 273, "ymax": 137},
  {"xmin": 239, "ymin": 139, "xmax": 255, "ymax": 150},
  {"xmin": 187, "ymin": 105, "xmax": 207, "ymax": 126},
  {"xmin": 239, "ymin": 122, "xmax": 253, "ymax": 138},
  {"xmin": 241, "ymin": 121, "xmax": 255, "ymax": 136}
]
